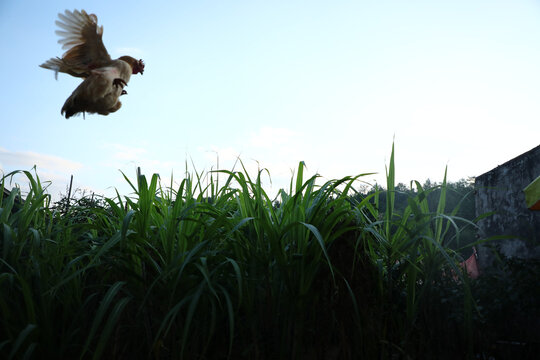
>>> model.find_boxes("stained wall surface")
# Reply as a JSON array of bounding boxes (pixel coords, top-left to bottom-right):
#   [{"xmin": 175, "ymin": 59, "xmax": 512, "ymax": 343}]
[{"xmin": 475, "ymin": 145, "xmax": 540, "ymax": 269}]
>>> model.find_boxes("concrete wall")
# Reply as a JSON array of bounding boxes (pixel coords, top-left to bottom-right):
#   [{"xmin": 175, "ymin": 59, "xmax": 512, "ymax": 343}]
[{"xmin": 475, "ymin": 145, "xmax": 540, "ymax": 269}]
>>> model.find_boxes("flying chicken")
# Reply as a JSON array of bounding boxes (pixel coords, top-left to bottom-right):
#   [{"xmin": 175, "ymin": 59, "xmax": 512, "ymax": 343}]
[{"xmin": 40, "ymin": 9, "xmax": 145, "ymax": 119}]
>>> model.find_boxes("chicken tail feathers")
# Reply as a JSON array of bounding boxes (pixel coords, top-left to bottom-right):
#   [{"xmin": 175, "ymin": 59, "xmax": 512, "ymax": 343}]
[
  {"xmin": 40, "ymin": 57, "xmax": 87, "ymax": 79},
  {"xmin": 40, "ymin": 58, "xmax": 62, "ymax": 80}
]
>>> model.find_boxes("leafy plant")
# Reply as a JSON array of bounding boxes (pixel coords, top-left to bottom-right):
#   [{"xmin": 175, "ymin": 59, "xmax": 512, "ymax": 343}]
[{"xmin": 0, "ymin": 145, "xmax": 515, "ymax": 359}]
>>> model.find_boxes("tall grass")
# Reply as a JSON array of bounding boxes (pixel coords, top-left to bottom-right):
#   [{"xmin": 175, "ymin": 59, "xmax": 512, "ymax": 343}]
[
  {"xmin": 0, "ymin": 146, "xmax": 483, "ymax": 359},
  {"xmin": 355, "ymin": 143, "xmax": 478, "ymax": 358}
]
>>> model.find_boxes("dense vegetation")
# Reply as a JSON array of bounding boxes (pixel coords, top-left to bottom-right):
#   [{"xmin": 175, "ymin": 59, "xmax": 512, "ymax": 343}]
[{"xmin": 1, "ymin": 145, "xmax": 538, "ymax": 359}]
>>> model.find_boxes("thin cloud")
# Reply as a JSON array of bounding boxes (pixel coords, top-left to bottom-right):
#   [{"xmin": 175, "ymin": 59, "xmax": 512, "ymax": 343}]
[
  {"xmin": 102, "ymin": 143, "xmax": 148, "ymax": 163},
  {"xmin": 0, "ymin": 148, "xmax": 84, "ymax": 201},
  {"xmin": 100, "ymin": 143, "xmax": 184, "ymax": 180},
  {"xmin": 0, "ymin": 147, "xmax": 82, "ymax": 173}
]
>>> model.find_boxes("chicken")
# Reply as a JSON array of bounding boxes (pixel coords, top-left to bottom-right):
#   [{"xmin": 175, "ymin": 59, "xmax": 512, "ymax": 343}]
[{"xmin": 40, "ymin": 9, "xmax": 144, "ymax": 119}]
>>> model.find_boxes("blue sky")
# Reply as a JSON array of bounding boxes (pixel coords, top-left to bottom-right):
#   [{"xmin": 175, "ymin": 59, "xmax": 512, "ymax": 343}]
[{"xmin": 1, "ymin": 0, "xmax": 540, "ymax": 200}]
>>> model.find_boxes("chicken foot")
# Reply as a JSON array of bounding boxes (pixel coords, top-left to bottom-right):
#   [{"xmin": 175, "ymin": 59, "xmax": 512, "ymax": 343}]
[{"xmin": 113, "ymin": 78, "xmax": 127, "ymax": 88}]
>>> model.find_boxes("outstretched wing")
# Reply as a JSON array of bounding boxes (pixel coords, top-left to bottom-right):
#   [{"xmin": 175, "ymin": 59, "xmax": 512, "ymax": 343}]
[{"xmin": 41, "ymin": 10, "xmax": 112, "ymax": 78}]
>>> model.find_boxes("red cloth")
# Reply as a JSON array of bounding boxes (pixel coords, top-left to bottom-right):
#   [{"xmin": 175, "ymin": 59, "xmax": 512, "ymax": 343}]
[{"xmin": 460, "ymin": 247, "xmax": 479, "ymax": 279}]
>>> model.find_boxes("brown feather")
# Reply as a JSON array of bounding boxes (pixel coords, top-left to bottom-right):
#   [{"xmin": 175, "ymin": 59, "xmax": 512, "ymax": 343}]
[
  {"xmin": 41, "ymin": 9, "xmax": 145, "ymax": 118},
  {"xmin": 41, "ymin": 9, "xmax": 111, "ymax": 78},
  {"xmin": 61, "ymin": 60, "xmax": 132, "ymax": 119}
]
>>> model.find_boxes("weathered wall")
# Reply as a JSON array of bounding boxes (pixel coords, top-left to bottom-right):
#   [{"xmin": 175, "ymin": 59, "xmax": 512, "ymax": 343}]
[{"xmin": 475, "ymin": 145, "xmax": 540, "ymax": 269}]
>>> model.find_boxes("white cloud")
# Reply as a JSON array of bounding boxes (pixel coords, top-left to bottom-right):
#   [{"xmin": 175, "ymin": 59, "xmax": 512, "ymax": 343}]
[
  {"xmin": 0, "ymin": 147, "xmax": 82, "ymax": 173},
  {"xmin": 193, "ymin": 128, "xmax": 318, "ymax": 198},
  {"xmin": 0, "ymin": 148, "xmax": 85, "ymax": 201}
]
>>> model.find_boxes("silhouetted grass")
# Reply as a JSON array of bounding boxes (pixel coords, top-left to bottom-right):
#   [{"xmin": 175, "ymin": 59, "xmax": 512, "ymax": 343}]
[{"xmin": 0, "ymin": 145, "xmax": 503, "ymax": 359}]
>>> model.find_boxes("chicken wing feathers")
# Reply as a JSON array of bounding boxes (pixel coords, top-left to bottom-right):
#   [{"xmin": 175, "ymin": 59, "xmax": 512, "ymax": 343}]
[{"xmin": 41, "ymin": 9, "xmax": 111, "ymax": 78}]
